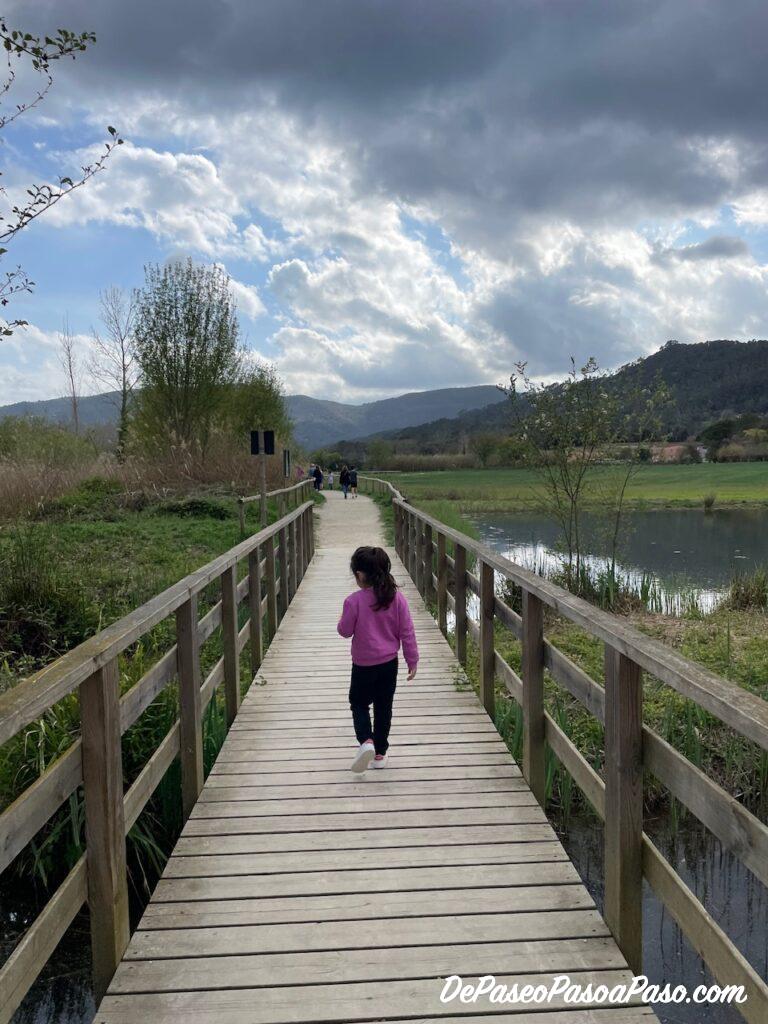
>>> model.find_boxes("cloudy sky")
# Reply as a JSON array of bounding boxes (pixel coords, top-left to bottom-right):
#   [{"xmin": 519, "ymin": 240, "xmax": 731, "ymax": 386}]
[{"xmin": 3, "ymin": 0, "xmax": 768, "ymax": 405}]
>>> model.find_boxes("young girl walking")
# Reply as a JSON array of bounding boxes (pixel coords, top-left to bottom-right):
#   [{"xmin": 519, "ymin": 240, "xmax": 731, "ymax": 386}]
[{"xmin": 337, "ymin": 546, "xmax": 418, "ymax": 772}]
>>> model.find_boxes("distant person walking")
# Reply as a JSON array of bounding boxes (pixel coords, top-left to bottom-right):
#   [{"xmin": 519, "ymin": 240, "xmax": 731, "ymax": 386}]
[
  {"xmin": 349, "ymin": 466, "xmax": 358, "ymax": 498},
  {"xmin": 340, "ymin": 464, "xmax": 351, "ymax": 499},
  {"xmin": 328, "ymin": 470, "xmax": 335, "ymax": 490},
  {"xmin": 313, "ymin": 465, "xmax": 323, "ymax": 491}
]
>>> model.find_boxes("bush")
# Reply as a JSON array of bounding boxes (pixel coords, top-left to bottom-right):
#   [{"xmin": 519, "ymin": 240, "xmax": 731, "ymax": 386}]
[
  {"xmin": 0, "ymin": 524, "xmax": 97, "ymax": 662},
  {"xmin": 153, "ymin": 496, "xmax": 233, "ymax": 520},
  {"xmin": 726, "ymin": 568, "xmax": 768, "ymax": 611}
]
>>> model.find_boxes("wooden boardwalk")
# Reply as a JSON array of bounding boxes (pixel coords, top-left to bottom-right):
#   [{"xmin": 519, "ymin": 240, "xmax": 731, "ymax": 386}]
[{"xmin": 96, "ymin": 492, "xmax": 653, "ymax": 1023}]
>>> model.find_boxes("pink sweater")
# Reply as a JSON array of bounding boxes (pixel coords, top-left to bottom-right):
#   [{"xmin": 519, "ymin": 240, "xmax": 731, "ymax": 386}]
[{"xmin": 337, "ymin": 588, "xmax": 419, "ymax": 669}]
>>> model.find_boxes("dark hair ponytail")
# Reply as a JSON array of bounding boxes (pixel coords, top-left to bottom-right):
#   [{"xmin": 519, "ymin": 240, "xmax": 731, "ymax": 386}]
[{"xmin": 350, "ymin": 546, "xmax": 397, "ymax": 610}]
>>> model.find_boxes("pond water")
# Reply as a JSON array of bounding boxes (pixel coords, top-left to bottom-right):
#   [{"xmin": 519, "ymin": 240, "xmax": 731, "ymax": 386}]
[
  {"xmin": 469, "ymin": 507, "xmax": 768, "ymax": 612},
  {"xmin": 559, "ymin": 811, "xmax": 768, "ymax": 1024}
]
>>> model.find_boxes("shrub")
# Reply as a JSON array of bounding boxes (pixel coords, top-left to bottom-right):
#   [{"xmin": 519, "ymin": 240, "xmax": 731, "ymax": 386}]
[
  {"xmin": 726, "ymin": 568, "xmax": 768, "ymax": 611},
  {"xmin": 703, "ymin": 493, "xmax": 716, "ymax": 512},
  {"xmin": 0, "ymin": 524, "xmax": 97, "ymax": 662}
]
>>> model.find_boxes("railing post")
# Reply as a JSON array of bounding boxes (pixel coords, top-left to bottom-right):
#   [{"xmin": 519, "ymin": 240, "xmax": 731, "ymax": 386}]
[
  {"xmin": 479, "ymin": 559, "xmax": 495, "ymax": 717},
  {"xmin": 221, "ymin": 564, "xmax": 240, "ymax": 727},
  {"xmin": 437, "ymin": 532, "xmax": 448, "ymax": 636},
  {"xmin": 237, "ymin": 498, "xmax": 245, "ymax": 538},
  {"xmin": 80, "ymin": 658, "xmax": 129, "ymax": 1003},
  {"xmin": 522, "ymin": 589, "xmax": 546, "ymax": 804},
  {"xmin": 454, "ymin": 542, "xmax": 467, "ymax": 666},
  {"xmin": 288, "ymin": 517, "xmax": 298, "ymax": 601},
  {"xmin": 176, "ymin": 594, "xmax": 204, "ymax": 819},
  {"xmin": 279, "ymin": 492, "xmax": 287, "ymax": 518},
  {"xmin": 265, "ymin": 535, "xmax": 278, "ymax": 638},
  {"xmin": 278, "ymin": 525, "xmax": 289, "ymax": 620},
  {"xmin": 604, "ymin": 645, "xmax": 643, "ymax": 974},
  {"xmin": 248, "ymin": 545, "xmax": 263, "ymax": 676},
  {"xmin": 296, "ymin": 509, "xmax": 305, "ymax": 583},
  {"xmin": 423, "ymin": 523, "xmax": 434, "ymax": 605},
  {"xmin": 415, "ymin": 519, "xmax": 425, "ymax": 596}
]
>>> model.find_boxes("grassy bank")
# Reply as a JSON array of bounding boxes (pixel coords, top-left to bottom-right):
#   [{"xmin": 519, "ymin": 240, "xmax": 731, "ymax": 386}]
[
  {"xmin": 378, "ymin": 463, "xmax": 768, "ymax": 513},
  {"xmin": 0, "ymin": 480, "xmax": 322, "ymax": 891}
]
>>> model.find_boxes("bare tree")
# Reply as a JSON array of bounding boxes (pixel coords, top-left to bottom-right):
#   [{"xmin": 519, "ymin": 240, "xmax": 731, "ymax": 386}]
[
  {"xmin": 89, "ymin": 287, "xmax": 138, "ymax": 458},
  {"xmin": 0, "ymin": 20, "xmax": 122, "ymax": 336},
  {"xmin": 58, "ymin": 316, "xmax": 82, "ymax": 434}
]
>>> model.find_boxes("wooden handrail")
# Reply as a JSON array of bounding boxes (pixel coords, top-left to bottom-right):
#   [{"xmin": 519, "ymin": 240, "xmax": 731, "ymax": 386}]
[
  {"xmin": 360, "ymin": 474, "xmax": 768, "ymax": 1024},
  {"xmin": 0, "ymin": 499, "xmax": 316, "ymax": 1021},
  {"xmin": 237, "ymin": 478, "xmax": 314, "ymax": 534}
]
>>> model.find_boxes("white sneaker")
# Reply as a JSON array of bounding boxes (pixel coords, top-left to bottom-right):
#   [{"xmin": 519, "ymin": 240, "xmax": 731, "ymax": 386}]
[
  {"xmin": 372, "ymin": 754, "xmax": 388, "ymax": 769},
  {"xmin": 350, "ymin": 740, "xmax": 375, "ymax": 773}
]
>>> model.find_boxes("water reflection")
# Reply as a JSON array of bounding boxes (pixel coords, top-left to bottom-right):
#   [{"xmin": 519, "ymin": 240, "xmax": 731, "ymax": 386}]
[{"xmin": 470, "ymin": 507, "xmax": 768, "ymax": 613}]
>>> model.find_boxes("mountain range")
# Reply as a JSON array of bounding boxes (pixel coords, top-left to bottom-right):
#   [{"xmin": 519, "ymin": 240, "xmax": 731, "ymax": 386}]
[
  {"xmin": 0, "ymin": 384, "xmax": 506, "ymax": 450},
  {"xmin": 364, "ymin": 339, "xmax": 768, "ymax": 449},
  {"xmin": 4, "ymin": 340, "xmax": 767, "ymax": 452}
]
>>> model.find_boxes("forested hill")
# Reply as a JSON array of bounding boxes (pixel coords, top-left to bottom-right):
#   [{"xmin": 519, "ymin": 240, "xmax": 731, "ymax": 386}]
[{"xmin": 367, "ymin": 339, "xmax": 768, "ymax": 447}]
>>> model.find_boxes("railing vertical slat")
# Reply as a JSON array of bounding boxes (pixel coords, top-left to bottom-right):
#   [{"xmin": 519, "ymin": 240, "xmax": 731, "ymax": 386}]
[
  {"xmin": 454, "ymin": 542, "xmax": 467, "ymax": 666},
  {"xmin": 437, "ymin": 531, "xmax": 448, "ymax": 636},
  {"xmin": 423, "ymin": 523, "xmax": 434, "ymax": 605},
  {"xmin": 604, "ymin": 644, "xmax": 644, "ymax": 974},
  {"xmin": 479, "ymin": 559, "xmax": 495, "ymax": 716},
  {"xmin": 176, "ymin": 595, "xmax": 204, "ymax": 820},
  {"xmin": 288, "ymin": 518, "xmax": 297, "ymax": 601},
  {"xmin": 522, "ymin": 589, "xmax": 546, "ymax": 804},
  {"xmin": 248, "ymin": 545, "xmax": 263, "ymax": 676},
  {"xmin": 265, "ymin": 535, "xmax": 278, "ymax": 638},
  {"xmin": 221, "ymin": 565, "xmax": 240, "ymax": 726},
  {"xmin": 80, "ymin": 658, "xmax": 129, "ymax": 1002},
  {"xmin": 278, "ymin": 526, "xmax": 289, "ymax": 621}
]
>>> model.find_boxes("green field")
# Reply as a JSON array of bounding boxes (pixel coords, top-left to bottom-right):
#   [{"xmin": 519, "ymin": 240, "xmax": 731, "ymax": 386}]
[{"xmin": 379, "ymin": 463, "xmax": 768, "ymax": 512}]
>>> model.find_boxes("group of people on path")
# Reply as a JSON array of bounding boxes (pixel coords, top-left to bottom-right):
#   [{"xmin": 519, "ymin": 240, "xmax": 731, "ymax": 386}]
[{"xmin": 308, "ymin": 463, "xmax": 358, "ymax": 497}]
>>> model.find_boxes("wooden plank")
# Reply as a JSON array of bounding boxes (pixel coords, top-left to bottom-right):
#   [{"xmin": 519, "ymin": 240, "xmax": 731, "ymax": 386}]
[
  {"xmin": 80, "ymin": 659, "xmax": 130, "ymax": 1002},
  {"xmin": 437, "ymin": 530, "xmax": 448, "ymax": 634},
  {"xmin": 248, "ymin": 546, "xmax": 263, "ymax": 676},
  {"xmin": 174, "ymin": 822, "xmax": 555, "ymax": 856},
  {"xmin": 111, "ymin": 936, "xmax": 624, "ymax": 993},
  {"xmin": 164, "ymin": 840, "xmax": 567, "ymax": 877},
  {"xmin": 221, "ymin": 565, "xmax": 240, "ymax": 726},
  {"xmin": 138, "ymin": 883, "xmax": 594, "ymax": 930},
  {"xmin": 128, "ymin": 905, "xmax": 607, "ymax": 958},
  {"xmin": 152, "ymin": 860, "xmax": 581, "ymax": 902},
  {"xmin": 479, "ymin": 559, "xmax": 496, "ymax": 717},
  {"xmin": 264, "ymin": 535, "xmax": 278, "ymax": 638},
  {"xmin": 176, "ymin": 596, "xmax": 203, "ymax": 821},
  {"xmin": 277, "ymin": 526, "xmax": 289, "ymax": 620},
  {"xmin": 99, "ymin": 969, "xmax": 644, "ymax": 1023},
  {"xmin": 604, "ymin": 645, "xmax": 643, "ymax": 974},
  {"xmin": 455, "ymin": 543, "xmax": 468, "ymax": 668},
  {"xmin": 522, "ymin": 589, "xmax": 546, "ymax": 805}
]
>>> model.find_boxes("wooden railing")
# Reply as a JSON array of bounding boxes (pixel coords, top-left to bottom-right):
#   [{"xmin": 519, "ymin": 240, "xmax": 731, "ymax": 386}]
[
  {"xmin": 0, "ymin": 500, "xmax": 315, "ymax": 1022},
  {"xmin": 360, "ymin": 475, "xmax": 768, "ymax": 1024},
  {"xmin": 237, "ymin": 478, "xmax": 314, "ymax": 535}
]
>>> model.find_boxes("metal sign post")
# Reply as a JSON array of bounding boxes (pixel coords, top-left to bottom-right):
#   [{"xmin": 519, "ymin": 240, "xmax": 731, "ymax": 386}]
[{"xmin": 251, "ymin": 430, "xmax": 275, "ymax": 527}]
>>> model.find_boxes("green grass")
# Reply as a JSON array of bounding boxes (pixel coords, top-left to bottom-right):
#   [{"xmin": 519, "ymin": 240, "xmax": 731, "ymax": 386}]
[
  {"xmin": 0, "ymin": 484, "xmax": 310, "ymax": 891},
  {"xmin": 378, "ymin": 463, "xmax": 768, "ymax": 512}
]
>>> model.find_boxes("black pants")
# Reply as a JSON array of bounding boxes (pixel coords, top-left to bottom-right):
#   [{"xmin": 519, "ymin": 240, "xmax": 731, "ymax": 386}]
[{"xmin": 349, "ymin": 658, "xmax": 398, "ymax": 755}]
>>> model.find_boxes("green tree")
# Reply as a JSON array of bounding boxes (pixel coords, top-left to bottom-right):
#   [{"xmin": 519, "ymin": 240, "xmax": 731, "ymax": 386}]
[
  {"xmin": 469, "ymin": 432, "xmax": 498, "ymax": 467},
  {"xmin": 133, "ymin": 260, "xmax": 241, "ymax": 454},
  {"xmin": 0, "ymin": 20, "xmax": 122, "ymax": 336},
  {"xmin": 225, "ymin": 359, "xmax": 292, "ymax": 442},
  {"xmin": 506, "ymin": 358, "xmax": 616, "ymax": 588},
  {"xmin": 367, "ymin": 439, "xmax": 393, "ymax": 469}
]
